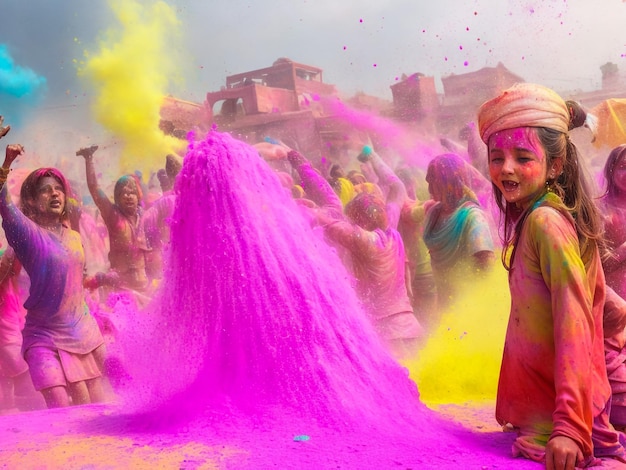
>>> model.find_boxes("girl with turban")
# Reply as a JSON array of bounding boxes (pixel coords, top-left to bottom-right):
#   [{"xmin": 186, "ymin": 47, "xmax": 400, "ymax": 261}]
[{"xmin": 478, "ymin": 83, "xmax": 626, "ymax": 468}]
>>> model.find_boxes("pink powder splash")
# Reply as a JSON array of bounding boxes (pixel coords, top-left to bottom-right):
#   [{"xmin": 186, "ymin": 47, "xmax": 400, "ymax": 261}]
[
  {"xmin": 119, "ymin": 130, "xmax": 425, "ymax": 429},
  {"xmin": 324, "ymin": 98, "xmax": 442, "ymax": 168},
  {"xmin": 0, "ymin": 131, "xmax": 542, "ymax": 469}
]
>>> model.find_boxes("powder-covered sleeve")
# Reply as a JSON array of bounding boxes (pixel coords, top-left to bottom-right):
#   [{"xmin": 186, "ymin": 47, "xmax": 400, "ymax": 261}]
[
  {"xmin": 464, "ymin": 206, "xmax": 495, "ymax": 255},
  {"xmin": 368, "ymin": 151, "xmax": 406, "ymax": 230},
  {"xmin": 323, "ymin": 218, "xmax": 377, "ymax": 255},
  {"xmin": 289, "ymin": 151, "xmax": 342, "ymax": 215},
  {"xmin": 527, "ymin": 206, "xmax": 594, "ymax": 452},
  {"xmin": 401, "ymin": 199, "xmax": 427, "ymax": 225},
  {"xmin": 0, "ymin": 184, "xmax": 43, "ymax": 272}
]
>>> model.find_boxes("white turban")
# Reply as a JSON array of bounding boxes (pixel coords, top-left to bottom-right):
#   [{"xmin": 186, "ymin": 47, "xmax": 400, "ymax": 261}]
[{"xmin": 477, "ymin": 83, "xmax": 569, "ymax": 144}]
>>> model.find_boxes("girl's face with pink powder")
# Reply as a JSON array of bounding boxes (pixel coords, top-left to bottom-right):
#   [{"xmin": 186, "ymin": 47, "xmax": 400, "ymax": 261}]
[
  {"xmin": 488, "ymin": 127, "xmax": 559, "ymax": 210},
  {"xmin": 34, "ymin": 176, "xmax": 66, "ymax": 219}
]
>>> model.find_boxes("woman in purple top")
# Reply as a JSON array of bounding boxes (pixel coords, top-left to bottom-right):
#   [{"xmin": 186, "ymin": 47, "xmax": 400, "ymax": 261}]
[{"xmin": 0, "ymin": 141, "xmax": 106, "ymax": 408}]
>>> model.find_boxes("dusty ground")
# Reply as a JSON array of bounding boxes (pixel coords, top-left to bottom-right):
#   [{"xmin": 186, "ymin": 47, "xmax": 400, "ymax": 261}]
[{"xmin": 0, "ymin": 400, "xmax": 546, "ymax": 470}]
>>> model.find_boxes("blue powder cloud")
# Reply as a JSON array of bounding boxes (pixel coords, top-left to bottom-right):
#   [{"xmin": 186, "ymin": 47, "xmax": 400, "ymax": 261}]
[
  {"xmin": 0, "ymin": 44, "xmax": 47, "ymax": 127},
  {"xmin": 0, "ymin": 44, "xmax": 47, "ymax": 97}
]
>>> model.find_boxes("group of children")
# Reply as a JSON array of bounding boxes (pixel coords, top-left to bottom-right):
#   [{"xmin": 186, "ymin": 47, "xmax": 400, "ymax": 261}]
[{"xmin": 0, "ymin": 82, "xmax": 626, "ymax": 469}]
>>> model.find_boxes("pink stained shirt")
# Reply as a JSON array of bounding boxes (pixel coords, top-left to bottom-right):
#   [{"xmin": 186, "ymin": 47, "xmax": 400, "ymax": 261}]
[
  {"xmin": 323, "ymin": 221, "xmax": 421, "ymax": 341},
  {"xmin": 496, "ymin": 195, "xmax": 610, "ymax": 459},
  {"xmin": 288, "ymin": 150, "xmax": 420, "ymax": 341}
]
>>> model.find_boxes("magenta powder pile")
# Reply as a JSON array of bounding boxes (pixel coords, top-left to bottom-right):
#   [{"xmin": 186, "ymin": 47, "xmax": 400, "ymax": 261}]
[{"xmin": 123, "ymin": 130, "xmax": 424, "ymax": 423}]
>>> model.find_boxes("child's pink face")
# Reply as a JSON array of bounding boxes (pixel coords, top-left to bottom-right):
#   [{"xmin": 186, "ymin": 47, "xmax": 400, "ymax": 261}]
[{"xmin": 488, "ymin": 127, "xmax": 549, "ymax": 210}]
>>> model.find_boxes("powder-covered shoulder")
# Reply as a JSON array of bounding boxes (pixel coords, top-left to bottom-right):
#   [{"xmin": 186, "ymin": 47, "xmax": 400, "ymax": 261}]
[
  {"xmin": 525, "ymin": 204, "xmax": 577, "ymax": 240},
  {"xmin": 68, "ymin": 228, "xmax": 86, "ymax": 245}
]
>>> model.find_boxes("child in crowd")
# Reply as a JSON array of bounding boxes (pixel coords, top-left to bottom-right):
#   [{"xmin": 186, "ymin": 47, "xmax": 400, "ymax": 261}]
[
  {"xmin": 0, "ymin": 135, "xmax": 106, "ymax": 408},
  {"xmin": 597, "ymin": 144, "xmax": 626, "ymax": 432},
  {"xmin": 76, "ymin": 145, "xmax": 150, "ymax": 294},
  {"xmin": 421, "ymin": 153, "xmax": 495, "ymax": 314},
  {"xmin": 257, "ymin": 142, "xmax": 422, "ymax": 360}
]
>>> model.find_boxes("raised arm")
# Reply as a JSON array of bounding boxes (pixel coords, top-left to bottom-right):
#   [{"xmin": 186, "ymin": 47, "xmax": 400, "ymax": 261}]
[
  {"xmin": 358, "ymin": 146, "xmax": 407, "ymax": 229},
  {"xmin": 76, "ymin": 145, "xmax": 114, "ymax": 220},
  {"xmin": 286, "ymin": 149, "xmax": 343, "ymax": 215},
  {"xmin": 0, "ymin": 116, "xmax": 10, "ymax": 140},
  {"xmin": 254, "ymin": 141, "xmax": 343, "ymax": 216},
  {"xmin": 0, "ymin": 143, "xmax": 22, "ymax": 204},
  {"xmin": 0, "ymin": 144, "xmax": 46, "ymax": 263},
  {"xmin": 0, "ymin": 125, "xmax": 44, "ymax": 259},
  {"xmin": 0, "ymin": 116, "xmax": 13, "ymax": 208}
]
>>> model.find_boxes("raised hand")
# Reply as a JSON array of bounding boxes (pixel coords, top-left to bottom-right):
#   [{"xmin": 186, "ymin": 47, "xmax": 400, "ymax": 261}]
[
  {"xmin": 253, "ymin": 141, "xmax": 289, "ymax": 161},
  {"xmin": 76, "ymin": 145, "xmax": 99, "ymax": 159},
  {"xmin": 4, "ymin": 144, "xmax": 24, "ymax": 167},
  {"xmin": 0, "ymin": 116, "xmax": 11, "ymax": 139}
]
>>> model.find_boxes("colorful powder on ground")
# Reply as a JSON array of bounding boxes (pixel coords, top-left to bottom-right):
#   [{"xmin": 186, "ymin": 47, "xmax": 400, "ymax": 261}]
[
  {"xmin": 106, "ymin": 129, "xmax": 532, "ymax": 467},
  {"xmin": 77, "ymin": 0, "xmax": 181, "ymax": 174},
  {"xmin": 0, "ymin": 44, "xmax": 47, "ymax": 126},
  {"xmin": 0, "ymin": 428, "xmax": 238, "ymax": 469},
  {"xmin": 406, "ymin": 264, "xmax": 511, "ymax": 405}
]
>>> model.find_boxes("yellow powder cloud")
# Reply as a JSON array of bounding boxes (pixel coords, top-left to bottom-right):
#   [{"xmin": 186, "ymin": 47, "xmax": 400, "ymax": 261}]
[
  {"xmin": 405, "ymin": 262, "xmax": 511, "ymax": 406},
  {"xmin": 79, "ymin": 0, "xmax": 182, "ymax": 175}
]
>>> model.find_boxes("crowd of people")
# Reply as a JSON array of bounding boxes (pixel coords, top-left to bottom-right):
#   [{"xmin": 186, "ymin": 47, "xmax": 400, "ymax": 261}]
[{"xmin": 1, "ymin": 81, "xmax": 626, "ymax": 469}]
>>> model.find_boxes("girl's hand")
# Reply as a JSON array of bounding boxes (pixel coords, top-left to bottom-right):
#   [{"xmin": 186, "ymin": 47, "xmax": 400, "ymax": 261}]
[
  {"xmin": 545, "ymin": 436, "xmax": 583, "ymax": 470},
  {"xmin": 0, "ymin": 116, "xmax": 10, "ymax": 139},
  {"xmin": 4, "ymin": 144, "xmax": 24, "ymax": 167},
  {"xmin": 76, "ymin": 145, "xmax": 99, "ymax": 159},
  {"xmin": 253, "ymin": 142, "xmax": 289, "ymax": 161}
]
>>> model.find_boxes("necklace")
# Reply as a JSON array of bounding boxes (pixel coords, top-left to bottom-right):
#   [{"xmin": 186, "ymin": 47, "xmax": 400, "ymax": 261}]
[{"xmin": 41, "ymin": 223, "xmax": 63, "ymax": 236}]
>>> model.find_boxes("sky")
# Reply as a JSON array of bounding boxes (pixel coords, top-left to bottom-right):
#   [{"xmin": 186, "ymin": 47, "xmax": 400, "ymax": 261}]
[
  {"xmin": 0, "ymin": 0, "xmax": 625, "ymax": 159},
  {"xmin": 178, "ymin": 0, "xmax": 626, "ymax": 98}
]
